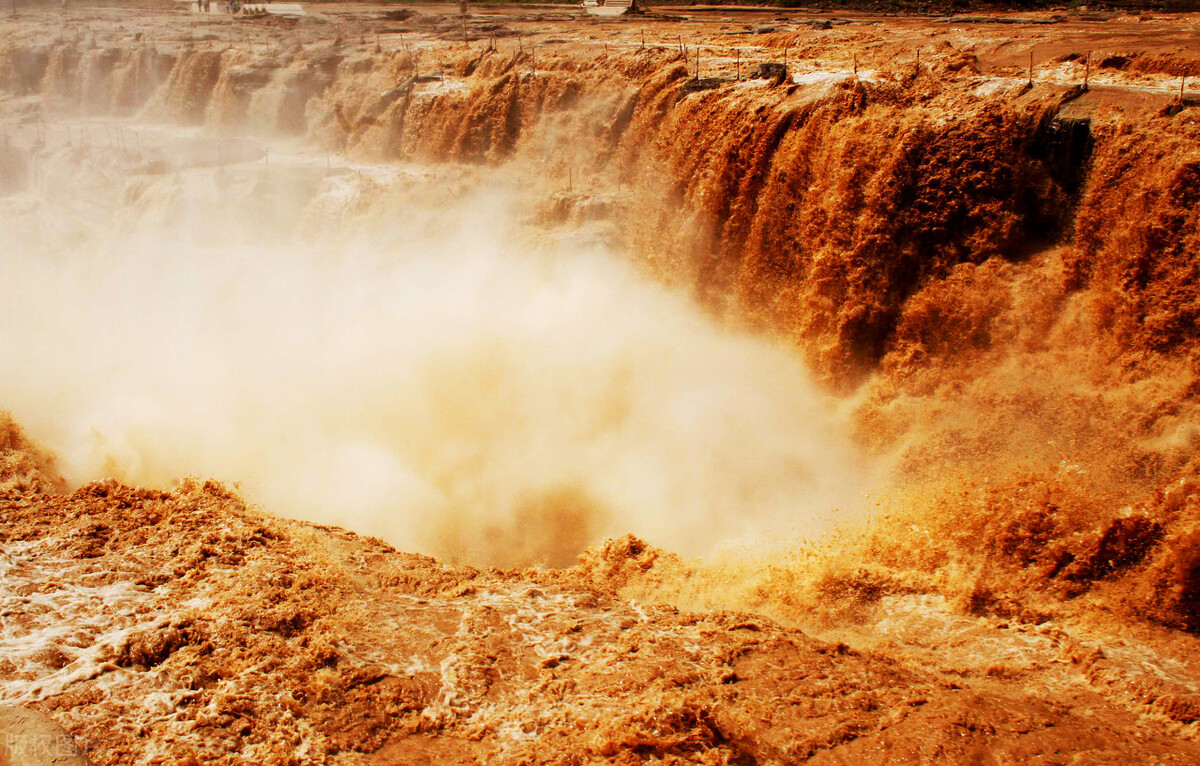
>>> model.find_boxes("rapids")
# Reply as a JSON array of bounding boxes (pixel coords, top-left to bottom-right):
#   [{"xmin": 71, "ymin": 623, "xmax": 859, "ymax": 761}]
[{"xmin": 2, "ymin": 5, "xmax": 1200, "ymax": 763}]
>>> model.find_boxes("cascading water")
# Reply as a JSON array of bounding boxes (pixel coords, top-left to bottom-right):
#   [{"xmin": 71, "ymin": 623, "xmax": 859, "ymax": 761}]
[{"xmin": 2, "ymin": 7, "xmax": 1200, "ymax": 762}]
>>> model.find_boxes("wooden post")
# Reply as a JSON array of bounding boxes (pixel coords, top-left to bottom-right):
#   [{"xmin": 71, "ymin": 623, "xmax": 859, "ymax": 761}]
[
  {"xmin": 677, "ymin": 35, "xmax": 682, "ymax": 55},
  {"xmin": 736, "ymin": 49, "xmax": 740, "ymax": 80},
  {"xmin": 641, "ymin": 29, "xmax": 645, "ymax": 51},
  {"xmin": 696, "ymin": 46, "xmax": 700, "ymax": 79},
  {"xmin": 915, "ymin": 47, "xmax": 920, "ymax": 75},
  {"xmin": 1028, "ymin": 48, "xmax": 1034, "ymax": 85},
  {"xmin": 853, "ymin": 54, "xmax": 857, "ymax": 76},
  {"xmin": 783, "ymin": 45, "xmax": 788, "ymax": 74},
  {"xmin": 1084, "ymin": 50, "xmax": 1090, "ymax": 89},
  {"xmin": 1181, "ymin": 76, "xmax": 1187, "ymax": 102}
]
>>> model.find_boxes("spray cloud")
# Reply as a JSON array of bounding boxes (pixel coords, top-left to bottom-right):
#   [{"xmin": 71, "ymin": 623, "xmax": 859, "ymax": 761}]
[{"xmin": 0, "ymin": 139, "xmax": 867, "ymax": 566}]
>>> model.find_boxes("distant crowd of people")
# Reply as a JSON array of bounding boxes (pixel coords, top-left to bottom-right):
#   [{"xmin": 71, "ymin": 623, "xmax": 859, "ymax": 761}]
[
  {"xmin": 193, "ymin": 0, "xmax": 272, "ymax": 14},
  {"xmin": 233, "ymin": 3, "xmax": 272, "ymax": 15}
]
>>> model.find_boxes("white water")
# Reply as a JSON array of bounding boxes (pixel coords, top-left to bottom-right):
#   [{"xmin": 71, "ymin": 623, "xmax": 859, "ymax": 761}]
[{"xmin": 0, "ymin": 125, "xmax": 869, "ymax": 566}]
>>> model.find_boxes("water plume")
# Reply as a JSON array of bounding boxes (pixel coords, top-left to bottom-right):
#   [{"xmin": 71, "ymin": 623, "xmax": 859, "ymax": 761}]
[{"xmin": 0, "ymin": 142, "xmax": 867, "ymax": 568}]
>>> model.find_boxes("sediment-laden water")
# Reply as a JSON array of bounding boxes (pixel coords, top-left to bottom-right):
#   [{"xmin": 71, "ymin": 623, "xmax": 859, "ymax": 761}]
[{"xmin": 2, "ymin": 6, "xmax": 1199, "ymax": 763}]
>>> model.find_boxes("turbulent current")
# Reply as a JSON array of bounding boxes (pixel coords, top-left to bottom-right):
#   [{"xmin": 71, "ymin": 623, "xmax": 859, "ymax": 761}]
[{"xmin": 2, "ymin": 5, "xmax": 1200, "ymax": 764}]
